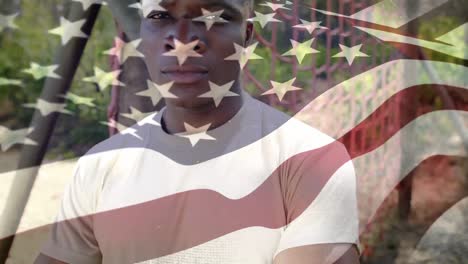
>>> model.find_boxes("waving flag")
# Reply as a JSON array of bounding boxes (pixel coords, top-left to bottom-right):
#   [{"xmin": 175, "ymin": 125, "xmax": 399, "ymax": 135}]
[{"xmin": 0, "ymin": 0, "xmax": 466, "ymax": 263}]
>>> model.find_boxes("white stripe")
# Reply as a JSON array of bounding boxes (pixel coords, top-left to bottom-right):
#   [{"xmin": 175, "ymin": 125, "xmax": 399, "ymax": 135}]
[
  {"xmin": 2, "ymin": 114, "xmax": 465, "ymax": 262},
  {"xmin": 274, "ymin": 161, "xmax": 359, "ymax": 256},
  {"xmin": 312, "ymin": 0, "xmax": 449, "ymax": 29},
  {"xmin": 0, "ymin": 117, "xmax": 334, "ymax": 237},
  {"xmin": 136, "ymin": 161, "xmax": 359, "ymax": 264},
  {"xmin": 354, "ymin": 110, "xmax": 467, "ymax": 232},
  {"xmin": 355, "ymin": 26, "xmax": 468, "ymax": 60},
  {"xmin": 92, "ymin": 117, "xmax": 334, "ymax": 212},
  {"xmin": 295, "ymin": 60, "xmax": 468, "ymax": 138},
  {"xmin": 350, "ymin": 0, "xmax": 449, "ymax": 28},
  {"xmin": 408, "ymin": 197, "xmax": 468, "ymax": 262},
  {"xmin": 436, "ymin": 22, "xmax": 468, "ymax": 46},
  {"xmin": 0, "ymin": 159, "xmax": 77, "ymax": 237}
]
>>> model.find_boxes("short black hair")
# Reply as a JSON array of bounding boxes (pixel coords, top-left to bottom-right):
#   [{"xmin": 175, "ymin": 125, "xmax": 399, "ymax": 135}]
[{"xmin": 138, "ymin": 0, "xmax": 257, "ymax": 14}]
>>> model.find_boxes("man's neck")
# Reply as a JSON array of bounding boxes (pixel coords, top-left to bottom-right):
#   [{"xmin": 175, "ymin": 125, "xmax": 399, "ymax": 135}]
[{"xmin": 161, "ymin": 93, "xmax": 244, "ymax": 135}]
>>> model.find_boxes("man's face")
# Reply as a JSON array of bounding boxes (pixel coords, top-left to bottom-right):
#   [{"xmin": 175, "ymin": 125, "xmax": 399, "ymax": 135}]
[{"xmin": 140, "ymin": 0, "xmax": 253, "ymax": 109}]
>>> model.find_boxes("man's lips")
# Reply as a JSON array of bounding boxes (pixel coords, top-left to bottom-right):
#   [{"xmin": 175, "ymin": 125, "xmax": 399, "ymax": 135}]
[
  {"xmin": 163, "ymin": 72, "xmax": 208, "ymax": 84},
  {"xmin": 161, "ymin": 65, "xmax": 209, "ymax": 84}
]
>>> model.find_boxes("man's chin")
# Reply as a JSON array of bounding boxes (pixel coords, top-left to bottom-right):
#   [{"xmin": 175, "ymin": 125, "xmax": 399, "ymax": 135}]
[{"xmin": 169, "ymin": 83, "xmax": 208, "ymax": 100}]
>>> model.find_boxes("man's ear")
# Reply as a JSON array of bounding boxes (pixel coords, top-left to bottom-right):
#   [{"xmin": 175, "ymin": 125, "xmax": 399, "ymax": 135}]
[{"xmin": 244, "ymin": 21, "xmax": 254, "ymax": 46}]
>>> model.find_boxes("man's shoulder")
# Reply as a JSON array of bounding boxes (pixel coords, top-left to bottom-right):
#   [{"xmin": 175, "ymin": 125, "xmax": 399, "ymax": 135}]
[
  {"xmin": 86, "ymin": 117, "xmax": 155, "ymax": 155},
  {"xmin": 77, "ymin": 118, "xmax": 156, "ymax": 169}
]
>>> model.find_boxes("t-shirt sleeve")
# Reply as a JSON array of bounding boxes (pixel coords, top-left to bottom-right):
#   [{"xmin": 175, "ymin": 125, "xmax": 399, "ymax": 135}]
[
  {"xmin": 274, "ymin": 142, "xmax": 360, "ymax": 259},
  {"xmin": 40, "ymin": 158, "xmax": 102, "ymax": 264}
]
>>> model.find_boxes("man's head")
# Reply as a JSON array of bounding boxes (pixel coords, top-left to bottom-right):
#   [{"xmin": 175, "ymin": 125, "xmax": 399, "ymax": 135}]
[{"xmin": 140, "ymin": 0, "xmax": 255, "ymax": 110}]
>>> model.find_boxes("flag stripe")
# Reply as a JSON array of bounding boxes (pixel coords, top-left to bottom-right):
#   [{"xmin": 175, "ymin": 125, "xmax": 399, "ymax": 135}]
[
  {"xmin": 2, "ymin": 110, "xmax": 467, "ymax": 261},
  {"xmin": 4, "ymin": 140, "xmax": 352, "ymax": 263},
  {"xmin": 295, "ymin": 60, "xmax": 468, "ymax": 138},
  {"xmin": 339, "ymin": 84, "xmax": 467, "ymax": 158},
  {"xmin": 355, "ymin": 110, "xmax": 468, "ymax": 231},
  {"xmin": 2, "ymin": 90, "xmax": 467, "ymax": 237}
]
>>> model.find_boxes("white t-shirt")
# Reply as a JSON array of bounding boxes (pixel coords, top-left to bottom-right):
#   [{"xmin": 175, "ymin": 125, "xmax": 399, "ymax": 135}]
[{"xmin": 41, "ymin": 91, "xmax": 359, "ymax": 264}]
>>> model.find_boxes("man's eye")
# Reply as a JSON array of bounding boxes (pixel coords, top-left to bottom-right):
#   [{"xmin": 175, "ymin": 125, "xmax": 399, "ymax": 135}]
[
  {"xmin": 220, "ymin": 14, "xmax": 233, "ymax": 21},
  {"xmin": 148, "ymin": 12, "xmax": 171, "ymax": 20}
]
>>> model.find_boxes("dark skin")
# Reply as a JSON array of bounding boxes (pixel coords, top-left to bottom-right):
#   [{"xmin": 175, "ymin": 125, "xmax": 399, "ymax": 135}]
[
  {"xmin": 140, "ymin": 0, "xmax": 253, "ymax": 134},
  {"xmin": 34, "ymin": 0, "xmax": 360, "ymax": 263}
]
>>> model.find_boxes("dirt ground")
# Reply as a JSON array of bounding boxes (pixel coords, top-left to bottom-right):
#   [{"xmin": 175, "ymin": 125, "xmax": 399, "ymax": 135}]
[
  {"xmin": 361, "ymin": 156, "xmax": 467, "ymax": 264},
  {"xmin": 1, "ymin": 149, "xmax": 76, "ymax": 264}
]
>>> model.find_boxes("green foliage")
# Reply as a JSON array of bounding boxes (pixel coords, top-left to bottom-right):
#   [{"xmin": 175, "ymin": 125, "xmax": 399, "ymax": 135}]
[
  {"xmin": 0, "ymin": 1, "xmax": 117, "ymax": 158},
  {"xmin": 50, "ymin": 7, "xmax": 117, "ymax": 158},
  {"xmin": 417, "ymin": 15, "xmax": 465, "ymax": 63},
  {"xmin": 0, "ymin": 0, "xmax": 60, "ymax": 123},
  {"xmin": 245, "ymin": 34, "xmax": 337, "ymax": 97}
]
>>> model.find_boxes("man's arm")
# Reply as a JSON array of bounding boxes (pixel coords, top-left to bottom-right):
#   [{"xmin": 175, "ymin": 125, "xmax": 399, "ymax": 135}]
[
  {"xmin": 273, "ymin": 243, "xmax": 360, "ymax": 264},
  {"xmin": 35, "ymin": 158, "xmax": 102, "ymax": 264},
  {"xmin": 274, "ymin": 140, "xmax": 360, "ymax": 264},
  {"xmin": 34, "ymin": 253, "xmax": 68, "ymax": 264}
]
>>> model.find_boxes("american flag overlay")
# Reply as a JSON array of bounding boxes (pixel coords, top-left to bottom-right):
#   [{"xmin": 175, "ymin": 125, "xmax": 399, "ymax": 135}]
[{"xmin": 0, "ymin": 0, "xmax": 466, "ymax": 263}]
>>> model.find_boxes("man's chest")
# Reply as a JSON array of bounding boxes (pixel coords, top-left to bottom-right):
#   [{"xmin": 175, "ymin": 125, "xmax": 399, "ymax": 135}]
[{"xmin": 91, "ymin": 151, "xmax": 288, "ymax": 263}]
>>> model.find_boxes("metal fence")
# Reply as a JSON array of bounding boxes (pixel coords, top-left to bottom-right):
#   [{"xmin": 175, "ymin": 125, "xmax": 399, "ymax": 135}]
[{"xmin": 241, "ymin": 0, "xmax": 403, "ymax": 257}]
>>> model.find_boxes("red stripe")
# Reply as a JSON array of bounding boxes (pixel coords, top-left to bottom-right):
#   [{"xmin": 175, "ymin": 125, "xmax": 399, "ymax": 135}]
[
  {"xmin": 2, "ymin": 141, "xmax": 350, "ymax": 262},
  {"xmin": 339, "ymin": 85, "xmax": 468, "ymax": 158}
]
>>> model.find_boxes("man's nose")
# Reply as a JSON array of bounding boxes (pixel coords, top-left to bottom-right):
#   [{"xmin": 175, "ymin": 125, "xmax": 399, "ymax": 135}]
[{"xmin": 163, "ymin": 19, "xmax": 207, "ymax": 54}]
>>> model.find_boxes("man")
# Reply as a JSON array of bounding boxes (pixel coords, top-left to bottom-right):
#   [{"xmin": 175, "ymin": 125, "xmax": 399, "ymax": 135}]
[{"xmin": 35, "ymin": 0, "xmax": 360, "ymax": 263}]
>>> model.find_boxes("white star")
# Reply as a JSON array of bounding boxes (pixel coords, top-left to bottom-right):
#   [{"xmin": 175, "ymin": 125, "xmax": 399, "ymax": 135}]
[
  {"xmin": 22, "ymin": 98, "xmax": 73, "ymax": 116},
  {"xmin": 82, "ymin": 66, "xmax": 124, "ymax": 92},
  {"xmin": 128, "ymin": 2, "xmax": 144, "ymax": 16},
  {"xmin": 141, "ymin": 0, "xmax": 167, "ymax": 17},
  {"xmin": 136, "ymin": 80, "xmax": 176, "ymax": 105},
  {"xmin": 120, "ymin": 106, "xmax": 156, "ymax": 123},
  {"xmin": 103, "ymin": 38, "xmax": 144, "ymax": 65},
  {"xmin": 198, "ymin": 80, "xmax": 238, "ymax": 107},
  {"xmin": 137, "ymin": 112, "xmax": 160, "ymax": 127},
  {"xmin": 59, "ymin": 92, "xmax": 96, "ymax": 107},
  {"xmin": 262, "ymin": 77, "xmax": 302, "ymax": 101},
  {"xmin": 136, "ymin": 81, "xmax": 163, "ymax": 106},
  {"xmin": 0, "ymin": 126, "xmax": 37, "ymax": 152},
  {"xmin": 176, "ymin": 123, "xmax": 216, "ymax": 147},
  {"xmin": 122, "ymin": 127, "xmax": 143, "ymax": 140},
  {"xmin": 72, "ymin": 0, "xmax": 107, "ymax": 10},
  {"xmin": 0, "ymin": 13, "xmax": 18, "ymax": 31},
  {"xmin": 22, "ymin": 62, "xmax": 61, "ymax": 80},
  {"xmin": 100, "ymin": 119, "xmax": 128, "ymax": 132},
  {"xmin": 48, "ymin": 17, "xmax": 88, "ymax": 45},
  {"xmin": 224, "ymin": 42, "xmax": 263, "ymax": 69},
  {"xmin": 247, "ymin": 11, "xmax": 281, "ymax": 28},
  {"xmin": 128, "ymin": 2, "xmax": 142, "ymax": 10},
  {"xmin": 0, "ymin": 77, "xmax": 22, "ymax": 87},
  {"xmin": 259, "ymin": 2, "xmax": 290, "ymax": 11},
  {"xmin": 293, "ymin": 19, "xmax": 327, "ymax": 34},
  {"xmin": 163, "ymin": 39, "xmax": 203, "ymax": 65},
  {"xmin": 282, "ymin": 39, "xmax": 319, "ymax": 64},
  {"xmin": 333, "ymin": 44, "xmax": 369, "ymax": 65},
  {"xmin": 193, "ymin": 8, "xmax": 228, "ymax": 30},
  {"xmin": 100, "ymin": 119, "xmax": 143, "ymax": 140}
]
